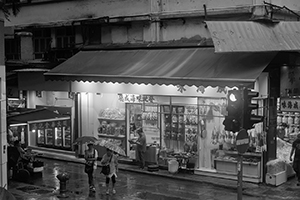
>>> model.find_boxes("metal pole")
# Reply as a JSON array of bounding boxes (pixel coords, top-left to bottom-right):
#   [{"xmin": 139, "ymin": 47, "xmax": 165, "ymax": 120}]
[{"xmin": 237, "ymin": 154, "xmax": 243, "ymax": 200}]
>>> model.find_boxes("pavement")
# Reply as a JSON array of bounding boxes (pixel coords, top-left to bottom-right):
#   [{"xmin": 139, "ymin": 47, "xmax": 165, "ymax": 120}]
[{"xmin": 32, "ymin": 148, "xmax": 300, "ymax": 199}]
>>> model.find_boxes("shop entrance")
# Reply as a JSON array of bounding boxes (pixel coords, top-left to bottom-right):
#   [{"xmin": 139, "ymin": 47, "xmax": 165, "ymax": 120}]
[{"xmin": 197, "ymin": 97, "xmax": 227, "ymax": 171}]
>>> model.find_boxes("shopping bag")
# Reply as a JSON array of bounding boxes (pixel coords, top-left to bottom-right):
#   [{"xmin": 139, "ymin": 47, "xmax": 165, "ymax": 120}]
[
  {"xmin": 84, "ymin": 163, "xmax": 93, "ymax": 173},
  {"xmin": 101, "ymin": 165, "xmax": 110, "ymax": 175}
]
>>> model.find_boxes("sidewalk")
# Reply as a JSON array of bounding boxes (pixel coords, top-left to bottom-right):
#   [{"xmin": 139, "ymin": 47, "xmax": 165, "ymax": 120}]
[{"xmin": 35, "ymin": 149, "xmax": 299, "ymax": 199}]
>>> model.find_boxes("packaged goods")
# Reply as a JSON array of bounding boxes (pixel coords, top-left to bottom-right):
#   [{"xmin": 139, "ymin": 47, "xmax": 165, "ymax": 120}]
[
  {"xmin": 266, "ymin": 159, "xmax": 286, "ymax": 175},
  {"xmin": 277, "ymin": 137, "xmax": 292, "ymax": 163}
]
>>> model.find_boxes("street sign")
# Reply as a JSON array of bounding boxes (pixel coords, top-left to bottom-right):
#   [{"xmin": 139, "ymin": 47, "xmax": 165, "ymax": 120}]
[{"xmin": 236, "ymin": 129, "xmax": 249, "ymax": 154}]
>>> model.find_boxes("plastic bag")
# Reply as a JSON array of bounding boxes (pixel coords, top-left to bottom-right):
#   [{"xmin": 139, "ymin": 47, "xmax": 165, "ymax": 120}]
[{"xmin": 266, "ymin": 159, "xmax": 286, "ymax": 175}]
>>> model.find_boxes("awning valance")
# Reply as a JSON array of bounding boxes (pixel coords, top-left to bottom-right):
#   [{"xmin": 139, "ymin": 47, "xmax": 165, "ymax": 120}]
[
  {"xmin": 206, "ymin": 21, "xmax": 300, "ymax": 53},
  {"xmin": 45, "ymin": 48, "xmax": 276, "ymax": 87}
]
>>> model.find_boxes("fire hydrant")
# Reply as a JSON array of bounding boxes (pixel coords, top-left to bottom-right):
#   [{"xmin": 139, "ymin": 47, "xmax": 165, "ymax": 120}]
[{"xmin": 56, "ymin": 172, "xmax": 70, "ymax": 198}]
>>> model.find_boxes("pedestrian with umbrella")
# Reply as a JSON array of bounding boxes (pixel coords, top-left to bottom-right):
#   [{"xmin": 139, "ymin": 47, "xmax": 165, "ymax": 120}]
[
  {"xmin": 99, "ymin": 146, "xmax": 118, "ymax": 195},
  {"xmin": 84, "ymin": 142, "xmax": 98, "ymax": 192}
]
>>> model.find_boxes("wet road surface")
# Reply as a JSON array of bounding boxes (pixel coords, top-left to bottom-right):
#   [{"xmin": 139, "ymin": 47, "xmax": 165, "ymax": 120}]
[{"xmin": 7, "ymin": 158, "xmax": 298, "ymax": 200}]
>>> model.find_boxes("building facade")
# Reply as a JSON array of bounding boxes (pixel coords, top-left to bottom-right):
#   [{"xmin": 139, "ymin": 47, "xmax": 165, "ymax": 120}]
[{"xmin": 3, "ymin": 0, "xmax": 300, "ymax": 184}]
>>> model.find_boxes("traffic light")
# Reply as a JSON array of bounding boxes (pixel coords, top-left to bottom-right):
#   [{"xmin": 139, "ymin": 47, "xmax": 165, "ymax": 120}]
[
  {"xmin": 242, "ymin": 89, "xmax": 264, "ymax": 130},
  {"xmin": 223, "ymin": 89, "xmax": 243, "ymax": 132}
]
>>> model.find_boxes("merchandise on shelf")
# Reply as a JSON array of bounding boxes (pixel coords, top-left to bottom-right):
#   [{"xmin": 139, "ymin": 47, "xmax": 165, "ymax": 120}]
[
  {"xmin": 98, "ymin": 120, "xmax": 125, "ymax": 136},
  {"xmin": 277, "ymin": 111, "xmax": 300, "ymax": 139},
  {"xmin": 99, "ymin": 108, "xmax": 125, "ymax": 120}
]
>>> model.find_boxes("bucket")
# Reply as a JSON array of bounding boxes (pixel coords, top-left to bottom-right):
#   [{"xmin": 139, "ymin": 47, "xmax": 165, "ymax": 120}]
[{"xmin": 168, "ymin": 159, "xmax": 179, "ymax": 174}]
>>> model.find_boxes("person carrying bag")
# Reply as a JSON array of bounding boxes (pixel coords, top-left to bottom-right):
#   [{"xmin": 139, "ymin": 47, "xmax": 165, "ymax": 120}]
[
  {"xmin": 84, "ymin": 142, "xmax": 98, "ymax": 192},
  {"xmin": 100, "ymin": 148, "xmax": 118, "ymax": 195},
  {"xmin": 101, "ymin": 156, "xmax": 112, "ymax": 175}
]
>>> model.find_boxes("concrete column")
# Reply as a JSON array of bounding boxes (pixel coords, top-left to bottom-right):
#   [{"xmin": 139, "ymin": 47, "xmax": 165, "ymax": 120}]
[
  {"xmin": 144, "ymin": 0, "xmax": 162, "ymax": 42},
  {"xmin": 0, "ymin": 16, "xmax": 8, "ymax": 189},
  {"xmin": 18, "ymin": 32, "xmax": 34, "ymax": 61}
]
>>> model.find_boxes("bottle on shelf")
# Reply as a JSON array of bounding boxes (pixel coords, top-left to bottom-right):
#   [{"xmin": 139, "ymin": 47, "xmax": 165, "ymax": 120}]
[
  {"xmin": 282, "ymin": 112, "xmax": 288, "ymax": 124},
  {"xmin": 288, "ymin": 113, "xmax": 294, "ymax": 126},
  {"xmin": 277, "ymin": 113, "xmax": 282, "ymax": 125},
  {"xmin": 295, "ymin": 113, "xmax": 300, "ymax": 125}
]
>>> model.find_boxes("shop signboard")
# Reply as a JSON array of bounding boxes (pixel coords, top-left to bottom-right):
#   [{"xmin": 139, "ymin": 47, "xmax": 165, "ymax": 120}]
[
  {"xmin": 280, "ymin": 66, "xmax": 300, "ymax": 97},
  {"xmin": 279, "ymin": 98, "xmax": 300, "ymax": 112},
  {"xmin": 118, "ymin": 93, "xmax": 156, "ymax": 103}
]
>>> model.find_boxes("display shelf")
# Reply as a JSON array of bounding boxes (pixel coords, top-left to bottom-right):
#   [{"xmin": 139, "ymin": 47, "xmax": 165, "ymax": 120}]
[
  {"xmin": 98, "ymin": 134, "xmax": 125, "ymax": 139},
  {"xmin": 214, "ymin": 158, "xmax": 259, "ymax": 165},
  {"xmin": 223, "ymin": 150, "xmax": 262, "ymax": 157},
  {"xmin": 98, "ymin": 118, "xmax": 125, "ymax": 122},
  {"xmin": 215, "ymin": 159, "xmax": 261, "ymax": 178}
]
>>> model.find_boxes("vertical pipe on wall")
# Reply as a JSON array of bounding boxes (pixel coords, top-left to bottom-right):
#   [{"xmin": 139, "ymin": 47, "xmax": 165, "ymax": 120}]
[{"xmin": 0, "ymin": 15, "xmax": 8, "ymax": 188}]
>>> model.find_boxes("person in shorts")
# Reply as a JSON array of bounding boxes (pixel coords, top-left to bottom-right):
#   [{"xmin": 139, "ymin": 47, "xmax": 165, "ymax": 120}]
[{"xmin": 100, "ymin": 148, "xmax": 118, "ymax": 195}]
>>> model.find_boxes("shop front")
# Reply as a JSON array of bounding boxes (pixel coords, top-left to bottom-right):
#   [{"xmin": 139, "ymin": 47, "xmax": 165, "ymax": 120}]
[
  {"xmin": 45, "ymin": 47, "xmax": 276, "ymax": 182},
  {"xmin": 8, "ymin": 107, "xmax": 72, "ymax": 151}
]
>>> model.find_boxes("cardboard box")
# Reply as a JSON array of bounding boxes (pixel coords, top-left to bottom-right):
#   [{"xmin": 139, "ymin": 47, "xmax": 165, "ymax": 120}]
[{"xmin": 266, "ymin": 171, "xmax": 287, "ymax": 186}]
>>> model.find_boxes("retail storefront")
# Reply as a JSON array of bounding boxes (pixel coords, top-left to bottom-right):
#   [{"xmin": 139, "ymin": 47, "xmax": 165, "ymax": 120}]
[
  {"xmin": 276, "ymin": 64, "xmax": 300, "ymax": 178},
  {"xmin": 8, "ymin": 106, "xmax": 72, "ymax": 151},
  {"xmin": 43, "ymin": 47, "xmax": 276, "ymax": 183}
]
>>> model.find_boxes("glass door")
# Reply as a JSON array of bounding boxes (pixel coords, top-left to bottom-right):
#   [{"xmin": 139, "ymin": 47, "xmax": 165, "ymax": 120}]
[
  {"xmin": 64, "ymin": 126, "xmax": 71, "ymax": 148},
  {"xmin": 54, "ymin": 127, "xmax": 62, "ymax": 147},
  {"xmin": 45, "ymin": 122, "xmax": 54, "ymax": 146},
  {"xmin": 37, "ymin": 129, "xmax": 45, "ymax": 144}
]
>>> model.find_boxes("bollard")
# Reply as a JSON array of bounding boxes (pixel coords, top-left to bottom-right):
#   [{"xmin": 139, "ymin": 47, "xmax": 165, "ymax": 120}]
[{"xmin": 56, "ymin": 172, "xmax": 70, "ymax": 198}]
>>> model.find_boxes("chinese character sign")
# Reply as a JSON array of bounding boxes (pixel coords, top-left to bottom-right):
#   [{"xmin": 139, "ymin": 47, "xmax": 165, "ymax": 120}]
[
  {"xmin": 280, "ymin": 66, "xmax": 300, "ymax": 96},
  {"xmin": 117, "ymin": 94, "xmax": 156, "ymax": 103},
  {"xmin": 280, "ymin": 98, "xmax": 300, "ymax": 112}
]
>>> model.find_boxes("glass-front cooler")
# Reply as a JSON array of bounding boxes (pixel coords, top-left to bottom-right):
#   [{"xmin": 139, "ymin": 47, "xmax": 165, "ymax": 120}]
[{"xmin": 31, "ymin": 118, "xmax": 72, "ymax": 150}]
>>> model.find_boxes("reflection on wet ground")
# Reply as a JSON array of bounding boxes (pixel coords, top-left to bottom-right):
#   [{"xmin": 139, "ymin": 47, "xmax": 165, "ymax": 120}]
[{"xmin": 7, "ymin": 158, "xmax": 299, "ymax": 200}]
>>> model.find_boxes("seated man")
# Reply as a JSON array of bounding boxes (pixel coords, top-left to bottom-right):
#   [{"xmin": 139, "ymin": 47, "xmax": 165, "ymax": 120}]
[{"xmin": 14, "ymin": 140, "xmax": 30, "ymax": 164}]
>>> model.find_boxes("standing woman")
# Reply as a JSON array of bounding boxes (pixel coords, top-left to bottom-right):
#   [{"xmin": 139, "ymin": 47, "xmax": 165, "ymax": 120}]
[
  {"xmin": 84, "ymin": 142, "xmax": 98, "ymax": 192},
  {"xmin": 100, "ymin": 148, "xmax": 118, "ymax": 195}
]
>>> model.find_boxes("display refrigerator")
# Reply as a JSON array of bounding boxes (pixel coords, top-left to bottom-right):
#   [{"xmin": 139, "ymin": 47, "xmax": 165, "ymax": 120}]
[{"xmin": 30, "ymin": 117, "xmax": 71, "ymax": 150}]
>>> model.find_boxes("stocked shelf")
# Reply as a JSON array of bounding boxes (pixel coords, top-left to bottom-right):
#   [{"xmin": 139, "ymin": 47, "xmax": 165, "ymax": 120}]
[
  {"xmin": 214, "ymin": 158, "xmax": 259, "ymax": 165},
  {"xmin": 223, "ymin": 150, "xmax": 262, "ymax": 157},
  {"xmin": 98, "ymin": 134, "xmax": 126, "ymax": 139},
  {"xmin": 98, "ymin": 117, "xmax": 126, "ymax": 137},
  {"xmin": 98, "ymin": 118, "xmax": 125, "ymax": 122}
]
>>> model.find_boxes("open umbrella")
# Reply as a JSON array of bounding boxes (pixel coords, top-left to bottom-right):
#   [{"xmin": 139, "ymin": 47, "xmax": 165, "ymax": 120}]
[
  {"xmin": 95, "ymin": 140, "xmax": 127, "ymax": 157},
  {"xmin": 73, "ymin": 136, "xmax": 98, "ymax": 145},
  {"xmin": 0, "ymin": 187, "xmax": 16, "ymax": 200}
]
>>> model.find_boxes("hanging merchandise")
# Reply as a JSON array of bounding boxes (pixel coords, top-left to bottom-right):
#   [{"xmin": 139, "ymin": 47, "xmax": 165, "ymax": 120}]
[
  {"xmin": 200, "ymin": 119, "xmax": 206, "ymax": 138},
  {"xmin": 295, "ymin": 113, "xmax": 300, "ymax": 125},
  {"xmin": 277, "ymin": 114, "xmax": 282, "ymax": 125},
  {"xmin": 288, "ymin": 113, "xmax": 294, "ymax": 126},
  {"xmin": 282, "ymin": 112, "xmax": 288, "ymax": 124}
]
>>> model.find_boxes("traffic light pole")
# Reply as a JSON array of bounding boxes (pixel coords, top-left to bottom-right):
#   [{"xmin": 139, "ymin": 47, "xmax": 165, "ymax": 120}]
[
  {"xmin": 237, "ymin": 88, "xmax": 245, "ymax": 200},
  {"xmin": 237, "ymin": 154, "xmax": 243, "ymax": 200}
]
